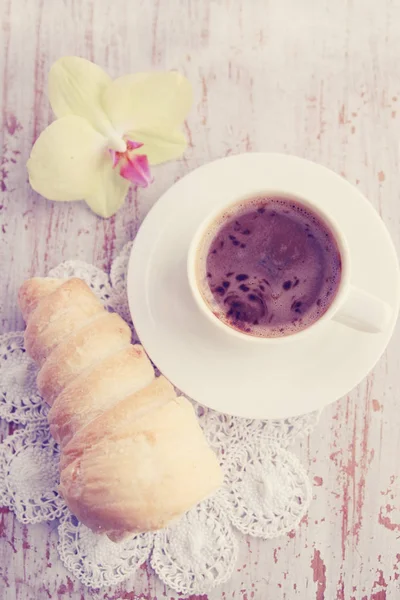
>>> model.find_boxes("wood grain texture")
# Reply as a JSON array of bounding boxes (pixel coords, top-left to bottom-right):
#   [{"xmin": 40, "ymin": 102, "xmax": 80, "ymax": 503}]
[{"xmin": 1, "ymin": 0, "xmax": 400, "ymax": 598}]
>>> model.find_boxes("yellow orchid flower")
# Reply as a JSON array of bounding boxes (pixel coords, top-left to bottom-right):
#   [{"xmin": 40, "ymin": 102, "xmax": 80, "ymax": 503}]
[{"xmin": 27, "ymin": 57, "xmax": 193, "ymax": 218}]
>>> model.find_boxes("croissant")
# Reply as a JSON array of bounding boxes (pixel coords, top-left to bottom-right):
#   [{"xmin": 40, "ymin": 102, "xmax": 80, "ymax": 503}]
[{"xmin": 18, "ymin": 277, "xmax": 222, "ymax": 541}]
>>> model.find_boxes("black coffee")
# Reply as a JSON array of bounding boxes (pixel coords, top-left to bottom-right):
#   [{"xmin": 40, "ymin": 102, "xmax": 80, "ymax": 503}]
[{"xmin": 197, "ymin": 196, "xmax": 342, "ymax": 337}]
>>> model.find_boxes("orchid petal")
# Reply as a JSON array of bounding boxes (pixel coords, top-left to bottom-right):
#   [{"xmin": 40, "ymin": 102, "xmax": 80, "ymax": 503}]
[
  {"xmin": 119, "ymin": 153, "xmax": 152, "ymax": 187},
  {"xmin": 84, "ymin": 153, "xmax": 130, "ymax": 218},
  {"xmin": 109, "ymin": 148, "xmax": 119, "ymax": 168},
  {"xmin": 125, "ymin": 127, "xmax": 187, "ymax": 165},
  {"xmin": 102, "ymin": 72, "xmax": 193, "ymax": 134},
  {"xmin": 48, "ymin": 57, "xmax": 124, "ymax": 151},
  {"xmin": 126, "ymin": 140, "xmax": 143, "ymax": 150},
  {"xmin": 27, "ymin": 116, "xmax": 106, "ymax": 201}
]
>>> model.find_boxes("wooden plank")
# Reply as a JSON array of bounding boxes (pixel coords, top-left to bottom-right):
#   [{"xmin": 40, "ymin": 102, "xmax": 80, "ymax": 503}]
[{"xmin": 1, "ymin": 0, "xmax": 399, "ymax": 598}]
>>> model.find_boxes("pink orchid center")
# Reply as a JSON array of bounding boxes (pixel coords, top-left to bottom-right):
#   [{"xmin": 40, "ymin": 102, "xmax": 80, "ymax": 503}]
[{"xmin": 110, "ymin": 139, "xmax": 152, "ymax": 188}]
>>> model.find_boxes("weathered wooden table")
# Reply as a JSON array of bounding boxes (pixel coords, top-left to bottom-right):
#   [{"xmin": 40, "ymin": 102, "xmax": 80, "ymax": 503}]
[{"xmin": 1, "ymin": 0, "xmax": 399, "ymax": 598}]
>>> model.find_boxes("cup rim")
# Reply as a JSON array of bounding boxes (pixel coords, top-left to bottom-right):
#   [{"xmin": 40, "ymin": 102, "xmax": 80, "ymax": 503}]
[{"xmin": 187, "ymin": 190, "xmax": 351, "ymax": 343}]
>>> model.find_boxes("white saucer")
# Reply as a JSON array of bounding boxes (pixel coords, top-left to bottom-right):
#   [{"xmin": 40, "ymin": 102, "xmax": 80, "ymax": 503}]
[{"xmin": 127, "ymin": 153, "xmax": 400, "ymax": 419}]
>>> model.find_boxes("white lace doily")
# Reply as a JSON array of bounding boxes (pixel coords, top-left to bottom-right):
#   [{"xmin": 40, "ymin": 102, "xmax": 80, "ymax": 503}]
[{"xmin": 0, "ymin": 242, "xmax": 319, "ymax": 594}]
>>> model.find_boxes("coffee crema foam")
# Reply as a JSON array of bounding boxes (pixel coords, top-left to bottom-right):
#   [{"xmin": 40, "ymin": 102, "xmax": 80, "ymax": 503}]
[{"xmin": 196, "ymin": 196, "xmax": 342, "ymax": 338}]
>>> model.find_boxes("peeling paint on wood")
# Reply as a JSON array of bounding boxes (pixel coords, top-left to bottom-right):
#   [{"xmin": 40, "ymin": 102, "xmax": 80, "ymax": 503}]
[{"xmin": 1, "ymin": 0, "xmax": 400, "ymax": 599}]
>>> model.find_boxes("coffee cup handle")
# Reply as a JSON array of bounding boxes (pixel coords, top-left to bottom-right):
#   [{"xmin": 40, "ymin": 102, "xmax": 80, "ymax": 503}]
[{"xmin": 332, "ymin": 285, "xmax": 392, "ymax": 333}]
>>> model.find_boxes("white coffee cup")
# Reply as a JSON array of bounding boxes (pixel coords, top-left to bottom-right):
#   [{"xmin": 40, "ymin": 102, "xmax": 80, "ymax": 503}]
[{"xmin": 187, "ymin": 192, "xmax": 392, "ymax": 342}]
